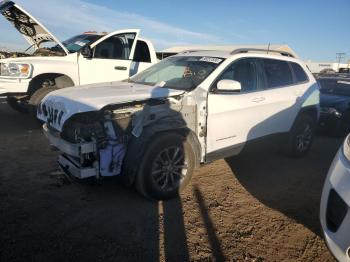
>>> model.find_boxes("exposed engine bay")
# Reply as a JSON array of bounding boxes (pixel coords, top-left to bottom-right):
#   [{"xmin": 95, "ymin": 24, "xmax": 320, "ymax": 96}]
[
  {"xmin": 0, "ymin": 50, "xmax": 30, "ymax": 59},
  {"xmin": 0, "ymin": 48, "xmax": 65, "ymax": 59},
  {"xmin": 45, "ymin": 97, "xmax": 197, "ymax": 179}
]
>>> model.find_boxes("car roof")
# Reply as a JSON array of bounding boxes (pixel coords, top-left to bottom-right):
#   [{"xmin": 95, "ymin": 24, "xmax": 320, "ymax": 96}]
[
  {"xmin": 178, "ymin": 50, "xmax": 233, "ymax": 59},
  {"xmin": 176, "ymin": 50, "xmax": 300, "ymax": 63}
]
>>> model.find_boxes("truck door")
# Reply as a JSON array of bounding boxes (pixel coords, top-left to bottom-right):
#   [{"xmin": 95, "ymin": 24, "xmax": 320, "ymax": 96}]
[{"xmin": 78, "ymin": 29, "xmax": 140, "ymax": 85}]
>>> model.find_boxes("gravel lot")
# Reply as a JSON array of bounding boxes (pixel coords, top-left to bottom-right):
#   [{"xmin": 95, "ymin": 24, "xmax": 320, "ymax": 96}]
[{"xmin": 0, "ymin": 101, "xmax": 340, "ymax": 261}]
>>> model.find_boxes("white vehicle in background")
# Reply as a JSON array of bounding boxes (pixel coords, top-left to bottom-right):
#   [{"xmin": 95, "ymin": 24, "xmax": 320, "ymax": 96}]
[
  {"xmin": 0, "ymin": 1, "xmax": 157, "ymax": 114},
  {"xmin": 38, "ymin": 47, "xmax": 320, "ymax": 200},
  {"xmin": 320, "ymin": 134, "xmax": 350, "ymax": 261}
]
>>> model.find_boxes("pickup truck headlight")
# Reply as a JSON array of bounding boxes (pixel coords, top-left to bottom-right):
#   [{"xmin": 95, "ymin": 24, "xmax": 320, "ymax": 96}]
[
  {"xmin": 343, "ymin": 134, "xmax": 350, "ymax": 161},
  {"xmin": 0, "ymin": 63, "xmax": 32, "ymax": 78}
]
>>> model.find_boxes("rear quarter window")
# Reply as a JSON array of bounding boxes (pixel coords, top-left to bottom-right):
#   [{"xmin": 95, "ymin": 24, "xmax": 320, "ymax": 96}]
[
  {"xmin": 291, "ymin": 62, "xmax": 308, "ymax": 83},
  {"xmin": 263, "ymin": 59, "xmax": 293, "ymax": 88}
]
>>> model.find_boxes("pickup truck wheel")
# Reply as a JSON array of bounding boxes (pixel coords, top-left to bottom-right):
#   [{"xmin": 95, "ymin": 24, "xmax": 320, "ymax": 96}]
[
  {"xmin": 6, "ymin": 97, "xmax": 28, "ymax": 113},
  {"xmin": 136, "ymin": 133, "xmax": 195, "ymax": 200},
  {"xmin": 28, "ymin": 86, "xmax": 57, "ymax": 117},
  {"xmin": 285, "ymin": 114, "xmax": 314, "ymax": 157}
]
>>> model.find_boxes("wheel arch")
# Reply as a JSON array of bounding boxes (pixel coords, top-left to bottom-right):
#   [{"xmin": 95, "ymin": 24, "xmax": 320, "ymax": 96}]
[
  {"xmin": 298, "ymin": 105, "xmax": 319, "ymax": 127},
  {"xmin": 28, "ymin": 73, "xmax": 75, "ymax": 96},
  {"xmin": 122, "ymin": 126, "xmax": 201, "ymax": 187}
]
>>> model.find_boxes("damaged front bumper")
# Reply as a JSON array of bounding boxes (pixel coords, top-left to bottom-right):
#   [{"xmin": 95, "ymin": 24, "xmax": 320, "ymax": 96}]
[{"xmin": 43, "ymin": 124, "xmax": 99, "ymax": 179}]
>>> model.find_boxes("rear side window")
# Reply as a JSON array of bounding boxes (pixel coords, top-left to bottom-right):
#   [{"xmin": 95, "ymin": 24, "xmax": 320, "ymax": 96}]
[
  {"xmin": 133, "ymin": 40, "xmax": 151, "ymax": 63},
  {"xmin": 263, "ymin": 59, "xmax": 293, "ymax": 88},
  {"xmin": 291, "ymin": 62, "xmax": 308, "ymax": 83}
]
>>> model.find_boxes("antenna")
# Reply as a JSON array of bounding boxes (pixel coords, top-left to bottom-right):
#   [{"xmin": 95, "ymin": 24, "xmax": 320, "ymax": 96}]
[{"xmin": 267, "ymin": 43, "xmax": 271, "ymax": 54}]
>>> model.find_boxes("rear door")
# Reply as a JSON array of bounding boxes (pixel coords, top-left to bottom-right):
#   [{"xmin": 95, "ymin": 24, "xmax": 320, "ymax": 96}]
[
  {"xmin": 251, "ymin": 58, "xmax": 307, "ymax": 135},
  {"xmin": 78, "ymin": 29, "xmax": 140, "ymax": 85}
]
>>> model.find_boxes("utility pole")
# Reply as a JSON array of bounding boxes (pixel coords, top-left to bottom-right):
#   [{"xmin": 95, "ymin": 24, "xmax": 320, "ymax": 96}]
[{"xmin": 336, "ymin": 52, "xmax": 346, "ymax": 71}]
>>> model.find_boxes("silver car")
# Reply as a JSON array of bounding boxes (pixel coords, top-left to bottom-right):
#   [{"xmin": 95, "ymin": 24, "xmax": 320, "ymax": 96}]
[{"xmin": 320, "ymin": 134, "xmax": 350, "ymax": 261}]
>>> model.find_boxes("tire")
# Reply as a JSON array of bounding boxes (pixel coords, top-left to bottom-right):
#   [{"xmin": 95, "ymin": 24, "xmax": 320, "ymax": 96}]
[
  {"xmin": 284, "ymin": 114, "xmax": 315, "ymax": 157},
  {"xmin": 28, "ymin": 86, "xmax": 57, "ymax": 117},
  {"xmin": 330, "ymin": 118, "xmax": 350, "ymax": 138},
  {"xmin": 6, "ymin": 96, "xmax": 28, "ymax": 113},
  {"xmin": 135, "ymin": 132, "xmax": 195, "ymax": 200}
]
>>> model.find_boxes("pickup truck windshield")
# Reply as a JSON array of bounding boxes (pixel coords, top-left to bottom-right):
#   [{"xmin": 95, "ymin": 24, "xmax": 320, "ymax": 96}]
[
  {"xmin": 318, "ymin": 79, "xmax": 350, "ymax": 96},
  {"xmin": 62, "ymin": 34, "xmax": 102, "ymax": 53},
  {"xmin": 130, "ymin": 56, "xmax": 223, "ymax": 91}
]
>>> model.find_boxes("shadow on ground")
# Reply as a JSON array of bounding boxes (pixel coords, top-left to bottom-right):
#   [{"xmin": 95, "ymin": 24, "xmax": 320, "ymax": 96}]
[
  {"xmin": 0, "ymin": 101, "xmax": 338, "ymax": 261},
  {"xmin": 226, "ymin": 136, "xmax": 342, "ymax": 237}
]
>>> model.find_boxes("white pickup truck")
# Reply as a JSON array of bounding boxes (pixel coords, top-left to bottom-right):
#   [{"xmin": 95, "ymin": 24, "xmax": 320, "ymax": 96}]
[{"xmin": 0, "ymin": 1, "xmax": 158, "ymax": 113}]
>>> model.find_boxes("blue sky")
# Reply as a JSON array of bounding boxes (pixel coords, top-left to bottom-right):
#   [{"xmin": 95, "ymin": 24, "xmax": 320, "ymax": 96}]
[{"xmin": 0, "ymin": 0, "xmax": 349, "ymax": 62}]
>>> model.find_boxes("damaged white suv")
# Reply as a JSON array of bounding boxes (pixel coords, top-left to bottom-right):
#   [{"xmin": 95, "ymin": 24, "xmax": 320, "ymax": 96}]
[{"xmin": 39, "ymin": 48, "xmax": 320, "ymax": 200}]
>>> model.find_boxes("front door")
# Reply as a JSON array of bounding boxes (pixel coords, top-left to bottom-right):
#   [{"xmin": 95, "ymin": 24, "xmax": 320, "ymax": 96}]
[
  {"xmin": 78, "ymin": 29, "xmax": 140, "ymax": 85},
  {"xmin": 206, "ymin": 58, "xmax": 268, "ymax": 158}
]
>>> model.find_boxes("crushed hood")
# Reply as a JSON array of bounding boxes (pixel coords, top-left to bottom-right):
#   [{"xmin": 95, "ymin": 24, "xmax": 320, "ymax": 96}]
[
  {"xmin": 0, "ymin": 1, "xmax": 68, "ymax": 54},
  {"xmin": 38, "ymin": 81, "xmax": 185, "ymax": 131}
]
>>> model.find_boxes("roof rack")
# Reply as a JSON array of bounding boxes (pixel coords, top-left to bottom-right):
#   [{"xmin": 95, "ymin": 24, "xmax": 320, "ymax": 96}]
[
  {"xmin": 180, "ymin": 50, "xmax": 212, "ymax": 54},
  {"xmin": 231, "ymin": 48, "xmax": 295, "ymax": 58}
]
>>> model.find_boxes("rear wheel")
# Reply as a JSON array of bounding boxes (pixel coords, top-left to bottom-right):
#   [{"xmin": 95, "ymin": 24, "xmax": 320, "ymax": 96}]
[
  {"xmin": 135, "ymin": 132, "xmax": 195, "ymax": 200},
  {"xmin": 284, "ymin": 114, "xmax": 315, "ymax": 157},
  {"xmin": 331, "ymin": 117, "xmax": 350, "ymax": 137}
]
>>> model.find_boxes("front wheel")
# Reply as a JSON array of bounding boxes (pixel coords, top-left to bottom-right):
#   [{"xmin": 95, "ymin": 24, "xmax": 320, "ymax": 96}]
[
  {"xmin": 6, "ymin": 96, "xmax": 28, "ymax": 113},
  {"xmin": 135, "ymin": 132, "xmax": 195, "ymax": 200},
  {"xmin": 28, "ymin": 86, "xmax": 57, "ymax": 117},
  {"xmin": 284, "ymin": 114, "xmax": 315, "ymax": 157}
]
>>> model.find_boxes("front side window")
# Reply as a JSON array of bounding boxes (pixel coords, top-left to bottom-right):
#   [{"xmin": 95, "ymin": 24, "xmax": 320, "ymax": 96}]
[
  {"xmin": 94, "ymin": 33, "xmax": 135, "ymax": 60},
  {"xmin": 215, "ymin": 58, "xmax": 257, "ymax": 92},
  {"xmin": 263, "ymin": 59, "xmax": 293, "ymax": 88},
  {"xmin": 130, "ymin": 56, "xmax": 223, "ymax": 91}
]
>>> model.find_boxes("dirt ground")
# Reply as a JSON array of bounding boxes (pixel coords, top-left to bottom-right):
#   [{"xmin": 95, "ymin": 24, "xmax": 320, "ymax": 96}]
[{"xmin": 0, "ymin": 100, "xmax": 340, "ymax": 262}]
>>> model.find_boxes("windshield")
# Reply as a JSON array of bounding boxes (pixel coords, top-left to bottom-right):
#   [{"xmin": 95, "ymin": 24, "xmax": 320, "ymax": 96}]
[
  {"xmin": 318, "ymin": 78, "xmax": 350, "ymax": 96},
  {"xmin": 130, "ymin": 56, "xmax": 224, "ymax": 91},
  {"xmin": 62, "ymin": 34, "xmax": 102, "ymax": 53}
]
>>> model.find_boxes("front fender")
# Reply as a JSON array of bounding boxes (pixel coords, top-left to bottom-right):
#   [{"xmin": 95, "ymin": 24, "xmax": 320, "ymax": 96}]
[{"xmin": 122, "ymin": 120, "xmax": 200, "ymax": 186}]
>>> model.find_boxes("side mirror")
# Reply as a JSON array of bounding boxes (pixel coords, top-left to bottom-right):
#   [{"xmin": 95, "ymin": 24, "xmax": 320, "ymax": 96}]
[
  {"xmin": 217, "ymin": 79, "xmax": 241, "ymax": 92},
  {"xmin": 80, "ymin": 45, "xmax": 92, "ymax": 58}
]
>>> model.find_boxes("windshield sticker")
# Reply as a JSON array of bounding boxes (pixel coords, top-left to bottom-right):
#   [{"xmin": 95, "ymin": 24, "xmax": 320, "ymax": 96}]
[
  {"xmin": 337, "ymin": 80, "xmax": 350, "ymax": 85},
  {"xmin": 199, "ymin": 57, "xmax": 223, "ymax": 64},
  {"xmin": 155, "ymin": 81, "xmax": 166, "ymax": 87}
]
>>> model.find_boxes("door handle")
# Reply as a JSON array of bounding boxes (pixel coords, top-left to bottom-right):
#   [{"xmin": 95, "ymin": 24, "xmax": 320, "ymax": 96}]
[
  {"xmin": 251, "ymin": 97, "xmax": 266, "ymax": 103},
  {"xmin": 114, "ymin": 66, "xmax": 127, "ymax": 71}
]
